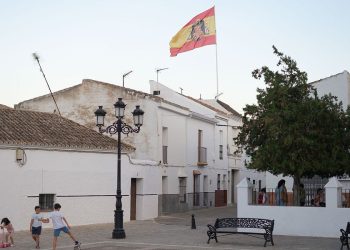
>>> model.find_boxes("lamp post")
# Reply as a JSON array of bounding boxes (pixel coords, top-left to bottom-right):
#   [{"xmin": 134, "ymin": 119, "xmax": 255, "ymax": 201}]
[{"xmin": 94, "ymin": 98, "xmax": 144, "ymax": 239}]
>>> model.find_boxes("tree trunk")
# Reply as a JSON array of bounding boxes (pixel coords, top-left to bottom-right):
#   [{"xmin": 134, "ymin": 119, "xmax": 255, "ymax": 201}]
[{"xmin": 293, "ymin": 175, "xmax": 301, "ymax": 206}]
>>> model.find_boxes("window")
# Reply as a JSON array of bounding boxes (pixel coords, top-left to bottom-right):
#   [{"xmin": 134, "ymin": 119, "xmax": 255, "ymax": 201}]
[
  {"xmin": 163, "ymin": 146, "xmax": 168, "ymax": 164},
  {"xmin": 219, "ymin": 145, "xmax": 223, "ymax": 160},
  {"xmin": 162, "ymin": 176, "xmax": 168, "ymax": 194},
  {"xmin": 223, "ymin": 174, "xmax": 227, "ymax": 190},
  {"xmin": 162, "ymin": 127, "xmax": 168, "ymax": 164},
  {"xmin": 217, "ymin": 174, "xmax": 221, "ymax": 190},
  {"xmin": 179, "ymin": 177, "xmax": 187, "ymax": 203},
  {"xmin": 219, "ymin": 130, "xmax": 223, "ymax": 160},
  {"xmin": 39, "ymin": 193, "xmax": 55, "ymax": 211},
  {"xmin": 198, "ymin": 130, "xmax": 207, "ymax": 164},
  {"xmin": 198, "ymin": 130, "xmax": 203, "ymax": 148}
]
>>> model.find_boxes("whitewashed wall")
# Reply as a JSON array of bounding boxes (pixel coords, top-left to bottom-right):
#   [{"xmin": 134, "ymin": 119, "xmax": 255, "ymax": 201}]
[
  {"xmin": 159, "ymin": 104, "xmax": 188, "ymax": 167},
  {"xmin": 0, "ymin": 147, "xmax": 161, "ymax": 231},
  {"xmin": 312, "ymin": 71, "xmax": 350, "ymax": 110},
  {"xmin": 150, "ymin": 80, "xmax": 267, "ymax": 203},
  {"xmin": 237, "ymin": 178, "xmax": 350, "ymax": 237},
  {"xmin": 265, "ymin": 172, "xmax": 294, "ymax": 191},
  {"xmin": 150, "ymin": 80, "xmax": 224, "ymax": 195},
  {"xmin": 15, "ymin": 80, "xmax": 162, "ymax": 162},
  {"xmin": 214, "ymin": 117, "xmax": 229, "ymax": 173}
]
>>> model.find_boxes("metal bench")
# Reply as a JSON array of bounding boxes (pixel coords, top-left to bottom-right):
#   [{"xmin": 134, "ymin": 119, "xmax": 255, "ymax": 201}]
[
  {"xmin": 207, "ymin": 217, "xmax": 274, "ymax": 247},
  {"xmin": 340, "ymin": 222, "xmax": 350, "ymax": 250}
]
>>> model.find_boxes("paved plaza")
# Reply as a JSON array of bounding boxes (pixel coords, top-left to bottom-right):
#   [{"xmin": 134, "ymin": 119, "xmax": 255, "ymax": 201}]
[{"xmin": 11, "ymin": 206, "xmax": 339, "ymax": 250}]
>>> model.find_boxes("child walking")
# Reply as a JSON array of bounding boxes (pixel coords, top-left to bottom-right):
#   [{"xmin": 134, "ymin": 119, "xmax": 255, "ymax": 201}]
[
  {"xmin": 48, "ymin": 203, "xmax": 81, "ymax": 250},
  {"xmin": 0, "ymin": 218, "xmax": 14, "ymax": 247},
  {"xmin": 30, "ymin": 206, "xmax": 48, "ymax": 249}
]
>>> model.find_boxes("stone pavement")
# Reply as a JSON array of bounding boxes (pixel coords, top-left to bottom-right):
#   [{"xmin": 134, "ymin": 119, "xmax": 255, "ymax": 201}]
[{"xmin": 10, "ymin": 206, "xmax": 339, "ymax": 249}]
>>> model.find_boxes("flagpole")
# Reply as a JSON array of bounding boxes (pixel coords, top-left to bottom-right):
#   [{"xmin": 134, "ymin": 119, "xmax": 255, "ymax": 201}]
[
  {"xmin": 213, "ymin": 5, "xmax": 219, "ymax": 98},
  {"xmin": 215, "ymin": 43, "xmax": 219, "ymax": 97}
]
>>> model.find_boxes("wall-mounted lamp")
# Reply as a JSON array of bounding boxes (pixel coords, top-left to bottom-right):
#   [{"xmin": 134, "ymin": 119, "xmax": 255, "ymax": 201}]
[{"xmin": 16, "ymin": 148, "xmax": 27, "ymax": 166}]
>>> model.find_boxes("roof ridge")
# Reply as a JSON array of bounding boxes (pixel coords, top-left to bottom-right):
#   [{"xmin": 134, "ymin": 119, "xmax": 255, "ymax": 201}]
[{"xmin": 310, "ymin": 70, "xmax": 349, "ymax": 85}]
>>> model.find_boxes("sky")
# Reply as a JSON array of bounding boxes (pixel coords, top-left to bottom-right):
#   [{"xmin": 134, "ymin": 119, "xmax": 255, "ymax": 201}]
[{"xmin": 1, "ymin": 1, "xmax": 349, "ymax": 113}]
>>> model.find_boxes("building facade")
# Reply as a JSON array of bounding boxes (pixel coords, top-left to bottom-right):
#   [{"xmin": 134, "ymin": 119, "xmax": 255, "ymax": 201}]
[
  {"xmin": 16, "ymin": 78, "xmax": 240, "ymax": 216},
  {"xmin": 0, "ymin": 107, "xmax": 161, "ymax": 230}
]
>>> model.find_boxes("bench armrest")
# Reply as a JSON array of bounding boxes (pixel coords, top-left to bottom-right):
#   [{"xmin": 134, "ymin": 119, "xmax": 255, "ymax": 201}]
[
  {"xmin": 340, "ymin": 229, "xmax": 348, "ymax": 237},
  {"xmin": 263, "ymin": 225, "xmax": 273, "ymax": 234},
  {"xmin": 207, "ymin": 224, "xmax": 216, "ymax": 232}
]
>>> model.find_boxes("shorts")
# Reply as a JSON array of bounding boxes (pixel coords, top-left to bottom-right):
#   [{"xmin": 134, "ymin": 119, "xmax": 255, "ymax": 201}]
[
  {"xmin": 32, "ymin": 226, "xmax": 42, "ymax": 235},
  {"xmin": 53, "ymin": 226, "xmax": 69, "ymax": 237},
  {"xmin": 6, "ymin": 230, "xmax": 14, "ymax": 237}
]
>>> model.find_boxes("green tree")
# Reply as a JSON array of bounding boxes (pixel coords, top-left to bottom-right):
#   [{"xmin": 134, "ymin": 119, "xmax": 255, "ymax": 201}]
[{"xmin": 235, "ymin": 46, "xmax": 350, "ymax": 205}]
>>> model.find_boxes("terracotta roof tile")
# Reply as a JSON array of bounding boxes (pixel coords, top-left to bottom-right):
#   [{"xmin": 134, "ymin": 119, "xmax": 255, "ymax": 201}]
[
  {"xmin": 216, "ymin": 100, "xmax": 241, "ymax": 117},
  {"xmin": 0, "ymin": 104, "xmax": 12, "ymax": 109},
  {"xmin": 0, "ymin": 109, "xmax": 134, "ymax": 152},
  {"xmin": 184, "ymin": 95, "xmax": 231, "ymax": 117}
]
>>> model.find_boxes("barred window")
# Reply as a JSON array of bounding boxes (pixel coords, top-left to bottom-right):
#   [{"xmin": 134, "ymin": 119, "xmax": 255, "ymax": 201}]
[
  {"xmin": 179, "ymin": 177, "xmax": 187, "ymax": 203},
  {"xmin": 219, "ymin": 145, "xmax": 223, "ymax": 160},
  {"xmin": 162, "ymin": 127, "xmax": 168, "ymax": 164},
  {"xmin": 39, "ymin": 193, "xmax": 55, "ymax": 211},
  {"xmin": 217, "ymin": 174, "xmax": 221, "ymax": 190}
]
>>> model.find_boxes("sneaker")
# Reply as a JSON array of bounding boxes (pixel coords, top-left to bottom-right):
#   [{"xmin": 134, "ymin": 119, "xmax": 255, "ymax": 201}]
[{"xmin": 75, "ymin": 241, "xmax": 81, "ymax": 247}]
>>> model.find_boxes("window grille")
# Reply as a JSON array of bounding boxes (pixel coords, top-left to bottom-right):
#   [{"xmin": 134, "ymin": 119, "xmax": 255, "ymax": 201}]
[
  {"xmin": 39, "ymin": 193, "xmax": 55, "ymax": 211},
  {"xmin": 219, "ymin": 145, "xmax": 223, "ymax": 160},
  {"xmin": 179, "ymin": 178, "xmax": 187, "ymax": 203}
]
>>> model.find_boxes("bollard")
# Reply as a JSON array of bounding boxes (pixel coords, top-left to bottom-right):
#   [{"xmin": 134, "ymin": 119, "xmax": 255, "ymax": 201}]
[{"xmin": 191, "ymin": 214, "xmax": 196, "ymax": 229}]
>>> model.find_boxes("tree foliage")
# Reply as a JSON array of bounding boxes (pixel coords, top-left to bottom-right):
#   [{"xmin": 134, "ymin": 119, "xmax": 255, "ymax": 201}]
[{"xmin": 235, "ymin": 46, "xmax": 350, "ymax": 192}]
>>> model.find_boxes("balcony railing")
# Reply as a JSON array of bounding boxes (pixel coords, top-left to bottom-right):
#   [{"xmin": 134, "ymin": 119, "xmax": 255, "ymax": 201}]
[
  {"xmin": 197, "ymin": 146, "xmax": 207, "ymax": 166},
  {"xmin": 162, "ymin": 145, "xmax": 168, "ymax": 164},
  {"xmin": 251, "ymin": 187, "xmax": 326, "ymax": 207}
]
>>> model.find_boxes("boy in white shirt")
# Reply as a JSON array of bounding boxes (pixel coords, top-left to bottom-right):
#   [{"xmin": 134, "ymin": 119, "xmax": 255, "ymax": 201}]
[
  {"xmin": 30, "ymin": 206, "xmax": 48, "ymax": 249},
  {"xmin": 48, "ymin": 203, "xmax": 81, "ymax": 250}
]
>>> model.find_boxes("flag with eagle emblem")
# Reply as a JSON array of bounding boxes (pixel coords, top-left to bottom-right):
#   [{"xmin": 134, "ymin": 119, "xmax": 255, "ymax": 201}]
[{"xmin": 169, "ymin": 6, "xmax": 216, "ymax": 57}]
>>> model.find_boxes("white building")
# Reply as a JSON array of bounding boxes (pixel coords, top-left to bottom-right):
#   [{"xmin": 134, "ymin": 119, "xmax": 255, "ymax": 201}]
[
  {"xmin": 0, "ymin": 106, "xmax": 161, "ymax": 231},
  {"xmin": 311, "ymin": 70, "xmax": 350, "ymax": 110},
  {"xmin": 150, "ymin": 81, "xmax": 266, "ymax": 204},
  {"xmin": 16, "ymin": 78, "xmax": 242, "ymax": 215}
]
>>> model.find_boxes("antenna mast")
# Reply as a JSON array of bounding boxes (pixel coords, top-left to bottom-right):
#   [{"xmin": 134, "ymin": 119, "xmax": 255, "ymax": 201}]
[
  {"xmin": 156, "ymin": 67, "xmax": 169, "ymax": 82},
  {"xmin": 32, "ymin": 53, "xmax": 61, "ymax": 116}
]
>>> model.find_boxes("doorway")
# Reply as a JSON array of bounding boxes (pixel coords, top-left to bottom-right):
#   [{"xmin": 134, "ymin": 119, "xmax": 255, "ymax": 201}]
[
  {"xmin": 130, "ymin": 178, "xmax": 136, "ymax": 220},
  {"xmin": 231, "ymin": 170, "xmax": 235, "ymax": 204},
  {"xmin": 203, "ymin": 175, "xmax": 208, "ymax": 206},
  {"xmin": 193, "ymin": 173, "xmax": 200, "ymax": 206}
]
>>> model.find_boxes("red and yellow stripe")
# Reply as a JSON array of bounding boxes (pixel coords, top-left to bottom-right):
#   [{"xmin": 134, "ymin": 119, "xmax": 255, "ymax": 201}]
[{"xmin": 170, "ymin": 6, "xmax": 216, "ymax": 57}]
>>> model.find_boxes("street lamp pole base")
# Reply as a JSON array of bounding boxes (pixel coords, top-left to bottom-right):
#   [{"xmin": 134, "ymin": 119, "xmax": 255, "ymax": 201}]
[
  {"xmin": 112, "ymin": 208, "xmax": 125, "ymax": 239},
  {"xmin": 112, "ymin": 229, "xmax": 126, "ymax": 239}
]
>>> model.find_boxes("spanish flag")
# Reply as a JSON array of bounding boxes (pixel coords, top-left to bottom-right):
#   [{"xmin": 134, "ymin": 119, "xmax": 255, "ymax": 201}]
[{"xmin": 170, "ymin": 6, "xmax": 216, "ymax": 57}]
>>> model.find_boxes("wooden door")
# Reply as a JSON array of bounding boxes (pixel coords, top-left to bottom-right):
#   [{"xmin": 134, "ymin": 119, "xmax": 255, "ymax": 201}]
[{"xmin": 130, "ymin": 178, "xmax": 136, "ymax": 220}]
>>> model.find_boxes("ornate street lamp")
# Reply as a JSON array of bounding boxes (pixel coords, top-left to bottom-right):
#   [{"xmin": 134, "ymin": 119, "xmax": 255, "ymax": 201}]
[{"xmin": 94, "ymin": 98, "xmax": 144, "ymax": 239}]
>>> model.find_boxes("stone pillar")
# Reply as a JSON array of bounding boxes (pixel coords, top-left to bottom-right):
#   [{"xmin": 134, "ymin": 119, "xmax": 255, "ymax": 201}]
[
  {"xmin": 324, "ymin": 177, "xmax": 343, "ymax": 208},
  {"xmin": 237, "ymin": 178, "xmax": 253, "ymax": 208}
]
